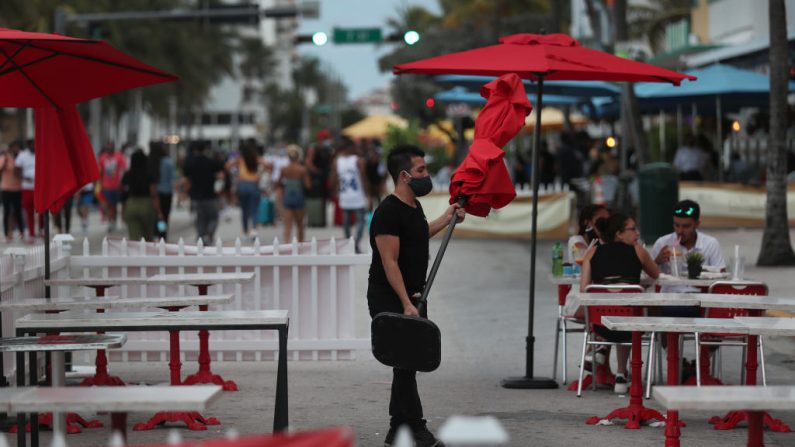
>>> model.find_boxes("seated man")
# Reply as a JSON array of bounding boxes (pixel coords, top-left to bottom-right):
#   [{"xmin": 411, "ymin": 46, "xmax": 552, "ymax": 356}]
[{"xmin": 650, "ymin": 199, "xmax": 726, "ymax": 307}]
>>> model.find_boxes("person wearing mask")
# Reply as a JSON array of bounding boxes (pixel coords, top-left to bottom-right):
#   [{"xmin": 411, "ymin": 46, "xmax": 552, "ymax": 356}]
[
  {"xmin": 121, "ymin": 150, "xmax": 161, "ymax": 241},
  {"xmin": 579, "ymin": 213, "xmax": 659, "ymax": 393},
  {"xmin": 0, "ymin": 141, "xmax": 23, "ymax": 241},
  {"xmin": 279, "ymin": 144, "xmax": 311, "ymax": 243},
  {"xmin": 568, "ymin": 204, "xmax": 609, "ymax": 264},
  {"xmin": 368, "ymin": 144, "xmax": 465, "ymax": 447},
  {"xmin": 330, "ymin": 137, "xmax": 368, "ymax": 253}
]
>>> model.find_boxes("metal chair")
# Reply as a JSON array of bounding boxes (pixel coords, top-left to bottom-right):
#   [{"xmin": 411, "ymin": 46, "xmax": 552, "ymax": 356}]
[
  {"xmin": 553, "ymin": 284, "xmax": 585, "ymax": 384},
  {"xmin": 577, "ymin": 284, "xmax": 646, "ymax": 397},
  {"xmin": 698, "ymin": 281, "xmax": 768, "ymax": 386}
]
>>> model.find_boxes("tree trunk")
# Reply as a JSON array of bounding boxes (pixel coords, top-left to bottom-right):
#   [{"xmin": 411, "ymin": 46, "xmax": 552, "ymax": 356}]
[
  {"xmin": 758, "ymin": 0, "xmax": 795, "ymax": 265},
  {"xmin": 614, "ymin": 0, "xmax": 649, "ymax": 166}
]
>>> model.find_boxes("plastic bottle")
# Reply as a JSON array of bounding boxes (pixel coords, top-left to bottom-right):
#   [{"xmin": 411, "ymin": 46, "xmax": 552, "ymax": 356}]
[{"xmin": 552, "ymin": 241, "xmax": 563, "ymax": 277}]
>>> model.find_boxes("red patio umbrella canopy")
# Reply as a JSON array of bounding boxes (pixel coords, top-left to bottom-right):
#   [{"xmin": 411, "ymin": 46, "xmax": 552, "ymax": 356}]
[
  {"xmin": 450, "ymin": 73, "xmax": 531, "ymax": 217},
  {"xmin": 0, "ymin": 28, "xmax": 178, "ymax": 108},
  {"xmin": 394, "ymin": 33, "xmax": 697, "ymax": 85},
  {"xmin": 0, "ymin": 28, "xmax": 178, "ymax": 212}
]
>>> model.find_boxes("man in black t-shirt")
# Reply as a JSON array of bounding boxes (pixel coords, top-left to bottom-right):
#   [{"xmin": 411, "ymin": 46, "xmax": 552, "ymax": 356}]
[
  {"xmin": 182, "ymin": 141, "xmax": 223, "ymax": 244},
  {"xmin": 368, "ymin": 145, "xmax": 464, "ymax": 447}
]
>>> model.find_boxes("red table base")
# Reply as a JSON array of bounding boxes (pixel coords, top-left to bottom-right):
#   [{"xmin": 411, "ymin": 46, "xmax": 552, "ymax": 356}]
[
  {"xmin": 586, "ymin": 332, "xmax": 665, "ymax": 429},
  {"xmin": 132, "ymin": 411, "xmax": 220, "ymax": 431},
  {"xmin": 9, "ymin": 412, "xmax": 103, "ymax": 434},
  {"xmin": 183, "ymin": 302, "xmax": 238, "ymax": 391},
  {"xmin": 567, "ymin": 363, "xmax": 616, "ymax": 391},
  {"xmin": 709, "ymin": 411, "xmax": 792, "ymax": 432}
]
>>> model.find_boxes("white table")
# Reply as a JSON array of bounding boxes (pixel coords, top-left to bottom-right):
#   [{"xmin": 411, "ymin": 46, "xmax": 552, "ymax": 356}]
[
  {"xmin": 147, "ymin": 272, "xmax": 255, "ymax": 391},
  {"xmin": 601, "ymin": 316, "xmax": 750, "ymax": 334},
  {"xmin": 10, "ymin": 385, "xmax": 221, "ymax": 447},
  {"xmin": 653, "ymin": 385, "xmax": 795, "ymax": 447},
  {"xmin": 699, "ymin": 296, "xmax": 795, "ymax": 312},
  {"xmin": 15, "ymin": 310, "xmax": 289, "ymax": 434},
  {"xmin": 3, "ymin": 334, "xmax": 126, "ymax": 444},
  {"xmin": 0, "ymin": 294, "xmax": 232, "ymax": 312}
]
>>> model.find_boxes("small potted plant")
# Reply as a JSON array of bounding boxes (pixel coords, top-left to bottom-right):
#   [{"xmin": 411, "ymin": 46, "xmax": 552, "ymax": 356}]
[{"xmin": 686, "ymin": 251, "xmax": 705, "ymax": 279}]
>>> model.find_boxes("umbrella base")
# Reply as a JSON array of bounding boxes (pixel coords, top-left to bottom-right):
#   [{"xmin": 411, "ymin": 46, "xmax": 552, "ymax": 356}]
[
  {"xmin": 133, "ymin": 411, "xmax": 220, "ymax": 431},
  {"xmin": 500, "ymin": 376, "xmax": 558, "ymax": 389}
]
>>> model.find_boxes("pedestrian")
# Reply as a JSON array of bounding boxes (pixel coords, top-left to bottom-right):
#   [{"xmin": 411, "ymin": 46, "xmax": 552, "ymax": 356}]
[
  {"xmin": 16, "ymin": 140, "xmax": 41, "ymax": 241},
  {"xmin": 52, "ymin": 196, "xmax": 74, "ymax": 234},
  {"xmin": 227, "ymin": 144, "xmax": 267, "ymax": 238},
  {"xmin": 368, "ymin": 144, "xmax": 465, "ymax": 447},
  {"xmin": 121, "ymin": 150, "xmax": 161, "ymax": 241},
  {"xmin": 278, "ymin": 144, "xmax": 311, "ymax": 243},
  {"xmin": 364, "ymin": 138, "xmax": 386, "ymax": 208},
  {"xmin": 182, "ymin": 141, "xmax": 223, "ymax": 244},
  {"xmin": 304, "ymin": 130, "xmax": 334, "ymax": 226},
  {"xmin": 673, "ymin": 135, "xmax": 707, "ymax": 181},
  {"xmin": 98, "ymin": 142, "xmax": 128, "ymax": 233},
  {"xmin": 330, "ymin": 136, "xmax": 368, "ymax": 253},
  {"xmin": 150, "ymin": 142, "xmax": 175, "ymax": 241},
  {"xmin": 0, "ymin": 141, "xmax": 23, "ymax": 241},
  {"xmin": 77, "ymin": 182, "xmax": 95, "ymax": 236}
]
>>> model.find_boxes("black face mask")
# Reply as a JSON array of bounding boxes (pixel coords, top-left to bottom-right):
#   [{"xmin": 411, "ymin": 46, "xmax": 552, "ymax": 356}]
[{"xmin": 405, "ymin": 172, "xmax": 433, "ymax": 197}]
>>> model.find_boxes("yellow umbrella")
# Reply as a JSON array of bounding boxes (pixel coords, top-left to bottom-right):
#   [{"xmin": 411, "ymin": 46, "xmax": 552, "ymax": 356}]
[
  {"xmin": 342, "ymin": 114, "xmax": 407, "ymax": 139},
  {"xmin": 523, "ymin": 107, "xmax": 589, "ymax": 132}
]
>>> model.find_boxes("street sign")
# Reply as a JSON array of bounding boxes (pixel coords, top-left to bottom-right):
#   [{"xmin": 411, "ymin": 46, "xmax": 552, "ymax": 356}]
[{"xmin": 333, "ymin": 27, "xmax": 382, "ymax": 44}]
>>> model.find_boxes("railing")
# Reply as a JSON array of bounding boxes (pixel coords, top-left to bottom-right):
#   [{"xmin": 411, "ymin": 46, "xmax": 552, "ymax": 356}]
[{"xmin": 2, "ymin": 236, "xmax": 370, "ymax": 375}]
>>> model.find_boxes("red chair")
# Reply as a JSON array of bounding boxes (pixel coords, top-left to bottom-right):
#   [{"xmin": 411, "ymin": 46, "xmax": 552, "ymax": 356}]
[
  {"xmin": 553, "ymin": 284, "xmax": 585, "ymax": 384},
  {"xmin": 577, "ymin": 284, "xmax": 645, "ymax": 397},
  {"xmin": 699, "ymin": 281, "xmax": 768, "ymax": 386}
]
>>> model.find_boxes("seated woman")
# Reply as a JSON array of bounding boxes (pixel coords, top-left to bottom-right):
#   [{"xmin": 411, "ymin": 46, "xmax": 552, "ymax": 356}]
[
  {"xmin": 568, "ymin": 204, "xmax": 609, "ymax": 264},
  {"xmin": 578, "ymin": 213, "xmax": 659, "ymax": 393}
]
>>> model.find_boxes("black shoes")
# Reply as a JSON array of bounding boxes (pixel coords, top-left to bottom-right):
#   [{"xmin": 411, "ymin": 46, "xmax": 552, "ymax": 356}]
[{"xmin": 384, "ymin": 421, "xmax": 444, "ymax": 447}]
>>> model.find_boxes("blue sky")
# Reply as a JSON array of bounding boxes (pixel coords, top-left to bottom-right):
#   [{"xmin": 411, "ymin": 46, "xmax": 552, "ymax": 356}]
[{"xmin": 298, "ymin": 0, "xmax": 441, "ymax": 99}]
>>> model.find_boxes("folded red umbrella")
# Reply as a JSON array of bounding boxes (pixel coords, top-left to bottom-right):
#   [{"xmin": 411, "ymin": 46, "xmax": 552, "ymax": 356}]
[
  {"xmin": 128, "ymin": 427, "xmax": 354, "ymax": 447},
  {"xmin": 449, "ymin": 73, "xmax": 532, "ymax": 217},
  {"xmin": 33, "ymin": 105, "xmax": 99, "ymax": 213}
]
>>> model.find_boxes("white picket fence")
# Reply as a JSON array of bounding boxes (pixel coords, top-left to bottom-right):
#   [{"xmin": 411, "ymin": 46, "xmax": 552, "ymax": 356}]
[{"xmin": 1, "ymin": 236, "xmax": 370, "ymax": 375}]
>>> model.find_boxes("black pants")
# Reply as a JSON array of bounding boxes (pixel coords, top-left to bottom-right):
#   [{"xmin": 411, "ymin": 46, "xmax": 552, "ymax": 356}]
[
  {"xmin": 2, "ymin": 190, "xmax": 22, "ymax": 237},
  {"xmin": 157, "ymin": 193, "xmax": 173, "ymax": 239},
  {"xmin": 369, "ymin": 296, "xmax": 426, "ymax": 429}
]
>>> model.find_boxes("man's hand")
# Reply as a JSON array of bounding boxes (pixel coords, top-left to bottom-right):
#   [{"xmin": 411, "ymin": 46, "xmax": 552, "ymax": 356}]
[
  {"xmin": 655, "ymin": 246, "xmax": 671, "ymax": 264},
  {"xmin": 403, "ymin": 302, "xmax": 420, "ymax": 317},
  {"xmin": 446, "ymin": 203, "xmax": 466, "ymax": 224}
]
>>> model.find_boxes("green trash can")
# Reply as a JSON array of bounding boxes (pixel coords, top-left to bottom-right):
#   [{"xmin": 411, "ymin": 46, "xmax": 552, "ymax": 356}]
[{"xmin": 637, "ymin": 162, "xmax": 678, "ymax": 245}]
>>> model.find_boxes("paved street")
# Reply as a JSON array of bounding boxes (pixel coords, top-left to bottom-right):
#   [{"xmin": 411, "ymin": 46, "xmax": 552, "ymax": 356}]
[{"xmin": 5, "ymin": 208, "xmax": 795, "ymax": 446}]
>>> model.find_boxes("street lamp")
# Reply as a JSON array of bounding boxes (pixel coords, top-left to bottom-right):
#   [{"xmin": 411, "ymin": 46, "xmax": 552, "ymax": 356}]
[
  {"xmin": 403, "ymin": 30, "xmax": 420, "ymax": 45},
  {"xmin": 312, "ymin": 31, "xmax": 328, "ymax": 46}
]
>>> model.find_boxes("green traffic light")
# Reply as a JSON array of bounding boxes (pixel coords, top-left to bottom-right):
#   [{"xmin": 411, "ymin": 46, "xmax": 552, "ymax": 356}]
[
  {"xmin": 403, "ymin": 30, "xmax": 420, "ymax": 45},
  {"xmin": 312, "ymin": 31, "xmax": 328, "ymax": 46}
]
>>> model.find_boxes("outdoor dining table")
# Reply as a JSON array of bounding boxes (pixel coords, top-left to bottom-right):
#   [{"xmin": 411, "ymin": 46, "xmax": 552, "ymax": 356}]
[
  {"xmin": 4, "ymin": 333, "xmax": 127, "ymax": 445},
  {"xmin": 147, "ymin": 272, "xmax": 255, "ymax": 391},
  {"xmin": 14, "ymin": 310, "xmax": 289, "ymax": 434},
  {"xmin": 45, "ymin": 277, "xmax": 153, "ymax": 386},
  {"xmin": 602, "ymin": 316, "xmax": 751, "ymax": 446},
  {"xmin": 653, "ymin": 385, "xmax": 795, "ymax": 447},
  {"xmin": 7, "ymin": 385, "xmax": 222, "ymax": 447}
]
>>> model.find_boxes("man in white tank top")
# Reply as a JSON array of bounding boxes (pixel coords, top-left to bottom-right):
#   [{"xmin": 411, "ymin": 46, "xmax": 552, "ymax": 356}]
[{"xmin": 331, "ymin": 137, "xmax": 368, "ymax": 253}]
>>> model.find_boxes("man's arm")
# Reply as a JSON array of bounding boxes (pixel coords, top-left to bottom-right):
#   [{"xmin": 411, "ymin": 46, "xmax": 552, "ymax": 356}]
[
  {"xmin": 428, "ymin": 204, "xmax": 465, "ymax": 238},
  {"xmin": 375, "ymin": 234, "xmax": 418, "ymax": 316}
]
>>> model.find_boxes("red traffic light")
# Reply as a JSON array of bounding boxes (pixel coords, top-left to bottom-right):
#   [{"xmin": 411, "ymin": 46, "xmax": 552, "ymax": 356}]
[{"xmin": 425, "ymin": 98, "xmax": 435, "ymax": 108}]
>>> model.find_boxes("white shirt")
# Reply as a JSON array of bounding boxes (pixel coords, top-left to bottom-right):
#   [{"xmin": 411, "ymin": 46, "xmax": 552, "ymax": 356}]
[
  {"xmin": 15, "ymin": 149, "xmax": 35, "ymax": 190},
  {"xmin": 651, "ymin": 230, "xmax": 726, "ymax": 292},
  {"xmin": 567, "ymin": 235, "xmax": 586, "ymax": 263},
  {"xmin": 336, "ymin": 154, "xmax": 367, "ymax": 210},
  {"xmin": 673, "ymin": 146, "xmax": 707, "ymax": 173}
]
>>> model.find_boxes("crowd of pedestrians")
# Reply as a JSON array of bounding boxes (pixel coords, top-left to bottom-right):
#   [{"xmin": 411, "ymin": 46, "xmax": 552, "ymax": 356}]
[{"xmin": 0, "ymin": 132, "xmax": 388, "ymax": 249}]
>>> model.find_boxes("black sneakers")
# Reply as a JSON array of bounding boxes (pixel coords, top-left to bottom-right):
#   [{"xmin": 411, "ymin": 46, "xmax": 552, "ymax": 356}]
[{"xmin": 384, "ymin": 422, "xmax": 444, "ymax": 447}]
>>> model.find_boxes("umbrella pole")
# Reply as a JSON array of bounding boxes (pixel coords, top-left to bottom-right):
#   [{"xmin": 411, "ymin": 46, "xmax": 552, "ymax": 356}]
[
  {"xmin": 501, "ymin": 75, "xmax": 558, "ymax": 389},
  {"xmin": 44, "ymin": 213, "xmax": 50, "ymax": 298},
  {"xmin": 420, "ymin": 197, "xmax": 465, "ymax": 305}
]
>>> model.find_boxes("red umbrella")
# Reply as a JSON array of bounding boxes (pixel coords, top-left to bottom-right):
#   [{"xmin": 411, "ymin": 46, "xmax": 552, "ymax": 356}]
[
  {"xmin": 394, "ymin": 33, "xmax": 696, "ymax": 390},
  {"xmin": 395, "ymin": 33, "xmax": 696, "ymax": 84},
  {"xmin": 450, "ymin": 73, "xmax": 531, "ymax": 217},
  {"xmin": 0, "ymin": 28, "xmax": 178, "ymax": 212}
]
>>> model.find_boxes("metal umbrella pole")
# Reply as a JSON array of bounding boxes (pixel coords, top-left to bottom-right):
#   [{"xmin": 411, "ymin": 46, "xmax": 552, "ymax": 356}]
[{"xmin": 501, "ymin": 74, "xmax": 558, "ymax": 389}]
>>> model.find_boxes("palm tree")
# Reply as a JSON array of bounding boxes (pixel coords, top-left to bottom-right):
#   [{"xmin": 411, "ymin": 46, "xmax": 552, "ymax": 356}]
[{"xmin": 757, "ymin": 0, "xmax": 795, "ymax": 266}]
